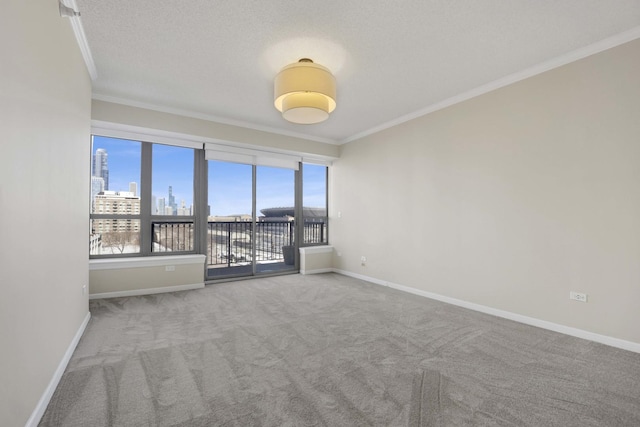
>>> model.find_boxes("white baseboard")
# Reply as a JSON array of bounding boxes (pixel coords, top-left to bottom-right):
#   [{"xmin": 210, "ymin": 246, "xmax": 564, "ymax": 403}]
[
  {"xmin": 333, "ymin": 269, "xmax": 640, "ymax": 354},
  {"xmin": 333, "ymin": 269, "xmax": 387, "ymax": 286},
  {"xmin": 89, "ymin": 282, "xmax": 204, "ymax": 300},
  {"xmin": 25, "ymin": 311, "xmax": 91, "ymax": 427},
  {"xmin": 300, "ymin": 268, "xmax": 334, "ymax": 275}
]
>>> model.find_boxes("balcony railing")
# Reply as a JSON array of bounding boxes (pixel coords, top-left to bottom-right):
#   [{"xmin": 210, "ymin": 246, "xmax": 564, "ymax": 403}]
[
  {"xmin": 153, "ymin": 221, "xmax": 194, "ymax": 252},
  {"xmin": 146, "ymin": 220, "xmax": 327, "ymax": 266},
  {"xmin": 207, "ymin": 221, "xmax": 294, "ymax": 267},
  {"xmin": 302, "ymin": 219, "xmax": 326, "ymax": 245}
]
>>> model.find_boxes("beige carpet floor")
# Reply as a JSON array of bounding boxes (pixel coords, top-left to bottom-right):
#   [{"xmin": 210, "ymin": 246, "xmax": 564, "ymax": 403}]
[{"xmin": 40, "ymin": 273, "xmax": 640, "ymax": 426}]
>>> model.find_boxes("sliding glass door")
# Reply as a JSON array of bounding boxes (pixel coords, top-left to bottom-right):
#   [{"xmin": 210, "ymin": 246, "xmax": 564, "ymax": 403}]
[
  {"xmin": 206, "ymin": 161, "xmax": 254, "ymax": 278},
  {"xmin": 205, "ymin": 161, "xmax": 297, "ymax": 279},
  {"xmin": 255, "ymin": 165, "xmax": 296, "ymax": 274}
]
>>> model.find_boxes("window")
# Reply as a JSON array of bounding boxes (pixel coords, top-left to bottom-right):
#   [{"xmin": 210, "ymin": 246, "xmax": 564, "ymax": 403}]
[
  {"xmin": 301, "ymin": 163, "xmax": 328, "ymax": 245},
  {"xmin": 152, "ymin": 145, "xmax": 194, "ymax": 216},
  {"xmin": 89, "ymin": 137, "xmax": 196, "ymax": 257},
  {"xmin": 89, "ymin": 132, "xmax": 331, "ymax": 263},
  {"xmin": 151, "ymin": 144, "xmax": 195, "ymax": 253},
  {"xmin": 90, "ymin": 137, "xmax": 141, "ymax": 255}
]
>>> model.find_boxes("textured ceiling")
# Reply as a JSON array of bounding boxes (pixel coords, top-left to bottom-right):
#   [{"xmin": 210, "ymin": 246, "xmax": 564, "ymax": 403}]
[{"xmin": 75, "ymin": 0, "xmax": 640, "ymax": 143}]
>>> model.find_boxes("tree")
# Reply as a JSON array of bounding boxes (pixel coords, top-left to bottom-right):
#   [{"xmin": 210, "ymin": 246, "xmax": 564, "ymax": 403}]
[{"xmin": 101, "ymin": 231, "xmax": 138, "ymax": 254}]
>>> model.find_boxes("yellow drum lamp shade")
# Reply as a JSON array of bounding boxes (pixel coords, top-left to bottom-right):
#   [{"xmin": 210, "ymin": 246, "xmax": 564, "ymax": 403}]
[{"xmin": 274, "ymin": 59, "xmax": 336, "ymax": 124}]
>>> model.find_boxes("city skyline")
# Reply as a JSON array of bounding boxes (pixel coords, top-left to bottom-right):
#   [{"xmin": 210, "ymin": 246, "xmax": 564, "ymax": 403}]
[{"xmin": 92, "ymin": 136, "xmax": 327, "ymax": 217}]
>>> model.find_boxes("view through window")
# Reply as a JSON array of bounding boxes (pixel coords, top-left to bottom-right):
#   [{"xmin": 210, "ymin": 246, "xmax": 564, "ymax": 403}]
[
  {"xmin": 90, "ymin": 136, "xmax": 329, "ymax": 261},
  {"xmin": 90, "ymin": 137, "xmax": 141, "ymax": 255},
  {"xmin": 151, "ymin": 144, "xmax": 195, "ymax": 253},
  {"xmin": 302, "ymin": 163, "xmax": 328, "ymax": 244}
]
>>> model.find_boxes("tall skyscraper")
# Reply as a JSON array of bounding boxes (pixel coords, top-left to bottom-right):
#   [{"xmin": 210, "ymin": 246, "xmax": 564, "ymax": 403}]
[
  {"xmin": 129, "ymin": 182, "xmax": 137, "ymax": 197},
  {"xmin": 168, "ymin": 186, "xmax": 177, "ymax": 215},
  {"xmin": 92, "ymin": 148, "xmax": 109, "ymax": 190}
]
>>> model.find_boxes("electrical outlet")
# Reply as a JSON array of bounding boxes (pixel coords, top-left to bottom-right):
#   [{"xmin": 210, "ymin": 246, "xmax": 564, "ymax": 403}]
[
  {"xmin": 570, "ymin": 291, "xmax": 588, "ymax": 303},
  {"xmin": 165, "ymin": 265, "xmax": 176, "ymax": 272},
  {"xmin": 360, "ymin": 256, "xmax": 366, "ymax": 266}
]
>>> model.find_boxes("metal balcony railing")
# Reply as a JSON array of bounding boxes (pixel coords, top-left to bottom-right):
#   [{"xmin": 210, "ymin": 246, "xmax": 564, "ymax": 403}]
[
  {"xmin": 148, "ymin": 220, "xmax": 327, "ymax": 266},
  {"xmin": 152, "ymin": 221, "xmax": 194, "ymax": 252},
  {"xmin": 302, "ymin": 219, "xmax": 326, "ymax": 245},
  {"xmin": 207, "ymin": 221, "xmax": 294, "ymax": 267}
]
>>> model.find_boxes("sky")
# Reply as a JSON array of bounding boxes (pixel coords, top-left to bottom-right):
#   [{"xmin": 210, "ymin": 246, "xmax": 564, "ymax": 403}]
[{"xmin": 92, "ymin": 136, "xmax": 326, "ymax": 216}]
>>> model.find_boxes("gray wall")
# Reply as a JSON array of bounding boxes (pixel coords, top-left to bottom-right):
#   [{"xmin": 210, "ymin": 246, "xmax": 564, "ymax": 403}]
[
  {"xmin": 331, "ymin": 39, "xmax": 640, "ymax": 344},
  {"xmin": 0, "ymin": 1, "xmax": 92, "ymax": 425}
]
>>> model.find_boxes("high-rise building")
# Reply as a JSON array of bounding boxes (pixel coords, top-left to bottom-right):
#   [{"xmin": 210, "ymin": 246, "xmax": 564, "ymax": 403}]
[
  {"xmin": 158, "ymin": 198, "xmax": 166, "ymax": 216},
  {"xmin": 91, "ymin": 191, "xmax": 140, "ymax": 233},
  {"xmin": 92, "ymin": 148, "xmax": 109, "ymax": 190},
  {"xmin": 177, "ymin": 199, "xmax": 189, "ymax": 216},
  {"xmin": 151, "ymin": 195, "xmax": 157, "ymax": 215},
  {"xmin": 90, "ymin": 176, "xmax": 105, "ymax": 210},
  {"xmin": 168, "ymin": 185, "xmax": 177, "ymax": 215},
  {"xmin": 129, "ymin": 182, "xmax": 137, "ymax": 197}
]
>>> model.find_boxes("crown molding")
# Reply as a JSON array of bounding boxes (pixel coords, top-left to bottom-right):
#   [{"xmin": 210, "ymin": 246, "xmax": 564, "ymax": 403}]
[
  {"xmin": 91, "ymin": 120, "xmax": 339, "ymax": 163},
  {"xmin": 92, "ymin": 94, "xmax": 340, "ymax": 146},
  {"xmin": 84, "ymin": 19, "xmax": 639, "ymax": 146},
  {"xmin": 341, "ymin": 26, "xmax": 640, "ymax": 144},
  {"xmin": 65, "ymin": 0, "xmax": 97, "ymax": 80}
]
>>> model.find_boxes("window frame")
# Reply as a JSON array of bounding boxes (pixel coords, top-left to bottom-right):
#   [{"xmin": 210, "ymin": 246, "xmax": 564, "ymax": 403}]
[
  {"xmin": 89, "ymin": 138, "xmax": 198, "ymax": 259},
  {"xmin": 89, "ymin": 124, "xmax": 335, "ymax": 261},
  {"xmin": 299, "ymin": 162, "xmax": 329, "ymax": 247}
]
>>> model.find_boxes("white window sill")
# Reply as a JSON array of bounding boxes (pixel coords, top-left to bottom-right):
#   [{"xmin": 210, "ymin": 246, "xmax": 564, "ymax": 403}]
[
  {"xmin": 90, "ymin": 254, "xmax": 206, "ymax": 271},
  {"xmin": 299, "ymin": 246, "xmax": 333, "ymax": 255}
]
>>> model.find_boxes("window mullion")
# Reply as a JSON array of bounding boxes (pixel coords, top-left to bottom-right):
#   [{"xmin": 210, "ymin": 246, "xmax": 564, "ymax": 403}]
[
  {"xmin": 251, "ymin": 165, "xmax": 257, "ymax": 275},
  {"xmin": 294, "ymin": 163, "xmax": 303, "ymax": 261},
  {"xmin": 194, "ymin": 149, "xmax": 208, "ymax": 257},
  {"xmin": 325, "ymin": 165, "xmax": 329, "ymax": 244},
  {"xmin": 140, "ymin": 142, "xmax": 153, "ymax": 256}
]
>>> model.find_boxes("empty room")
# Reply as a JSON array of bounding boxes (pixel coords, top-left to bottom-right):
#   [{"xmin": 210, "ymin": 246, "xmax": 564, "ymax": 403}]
[{"xmin": 2, "ymin": 1, "xmax": 640, "ymax": 426}]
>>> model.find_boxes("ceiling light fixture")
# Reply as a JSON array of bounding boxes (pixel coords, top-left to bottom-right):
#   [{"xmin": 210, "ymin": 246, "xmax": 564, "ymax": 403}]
[{"xmin": 274, "ymin": 58, "xmax": 336, "ymax": 124}]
